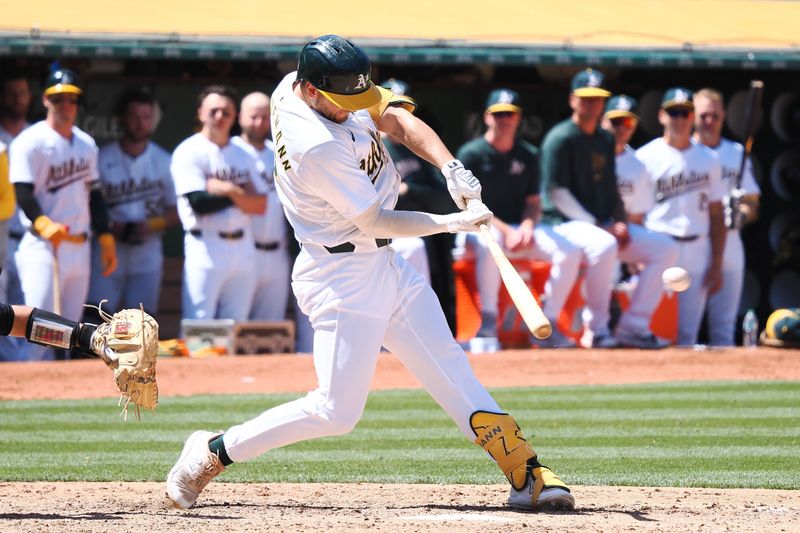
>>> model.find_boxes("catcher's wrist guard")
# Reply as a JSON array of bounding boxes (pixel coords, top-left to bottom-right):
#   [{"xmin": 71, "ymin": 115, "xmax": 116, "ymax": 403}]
[{"xmin": 25, "ymin": 308, "xmax": 94, "ymax": 351}]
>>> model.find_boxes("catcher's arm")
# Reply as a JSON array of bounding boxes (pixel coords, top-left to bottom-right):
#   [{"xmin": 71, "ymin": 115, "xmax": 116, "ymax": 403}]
[{"xmin": 1, "ymin": 302, "xmax": 159, "ymax": 420}]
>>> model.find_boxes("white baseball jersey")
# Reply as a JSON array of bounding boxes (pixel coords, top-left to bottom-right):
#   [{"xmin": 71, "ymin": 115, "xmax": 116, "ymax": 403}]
[
  {"xmin": 615, "ymin": 145, "xmax": 654, "ymax": 216},
  {"xmin": 271, "ymin": 72, "xmax": 399, "ymax": 248},
  {"xmin": 636, "ymin": 138, "xmax": 724, "ymax": 238},
  {"xmin": 98, "ymin": 141, "xmax": 175, "ymax": 224},
  {"xmin": 9, "ymin": 121, "xmax": 98, "ymax": 233},
  {"xmin": 231, "ymin": 136, "xmax": 286, "ymax": 245},
  {"xmin": 171, "ymin": 133, "xmax": 266, "ymax": 232},
  {"xmin": 711, "ymin": 137, "xmax": 761, "ymax": 198}
]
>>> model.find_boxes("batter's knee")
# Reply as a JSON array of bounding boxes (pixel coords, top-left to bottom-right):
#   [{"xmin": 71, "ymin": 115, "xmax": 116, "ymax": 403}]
[{"xmin": 318, "ymin": 409, "xmax": 363, "ymax": 436}]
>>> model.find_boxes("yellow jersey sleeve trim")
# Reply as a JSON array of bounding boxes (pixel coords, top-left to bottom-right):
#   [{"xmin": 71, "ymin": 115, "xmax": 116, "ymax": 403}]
[{"xmin": 367, "ymin": 86, "xmax": 417, "ymax": 124}]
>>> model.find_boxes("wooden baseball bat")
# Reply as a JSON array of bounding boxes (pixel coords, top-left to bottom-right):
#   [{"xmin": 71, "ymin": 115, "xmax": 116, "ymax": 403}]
[
  {"xmin": 478, "ymin": 224, "xmax": 552, "ymax": 339},
  {"xmin": 735, "ymin": 80, "xmax": 764, "ymax": 189},
  {"xmin": 52, "ymin": 249, "xmax": 62, "ymax": 315}
]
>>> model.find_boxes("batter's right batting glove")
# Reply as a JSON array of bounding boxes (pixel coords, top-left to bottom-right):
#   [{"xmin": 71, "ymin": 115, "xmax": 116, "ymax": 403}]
[{"xmin": 441, "ymin": 159, "xmax": 482, "ymax": 210}]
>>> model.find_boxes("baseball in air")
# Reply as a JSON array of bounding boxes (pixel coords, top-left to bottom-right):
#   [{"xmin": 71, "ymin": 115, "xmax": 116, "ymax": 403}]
[{"xmin": 662, "ymin": 267, "xmax": 691, "ymax": 292}]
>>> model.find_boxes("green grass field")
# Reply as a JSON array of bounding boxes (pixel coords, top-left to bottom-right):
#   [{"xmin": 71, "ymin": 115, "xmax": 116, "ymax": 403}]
[{"xmin": 1, "ymin": 381, "xmax": 798, "ymax": 489}]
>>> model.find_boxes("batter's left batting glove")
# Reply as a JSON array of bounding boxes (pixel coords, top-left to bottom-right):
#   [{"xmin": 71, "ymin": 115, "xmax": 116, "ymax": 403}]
[{"xmin": 441, "ymin": 159, "xmax": 482, "ymax": 210}]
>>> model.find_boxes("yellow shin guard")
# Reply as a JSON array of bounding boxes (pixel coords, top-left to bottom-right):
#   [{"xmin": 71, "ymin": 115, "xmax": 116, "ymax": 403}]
[{"xmin": 470, "ymin": 411, "xmax": 535, "ymax": 490}]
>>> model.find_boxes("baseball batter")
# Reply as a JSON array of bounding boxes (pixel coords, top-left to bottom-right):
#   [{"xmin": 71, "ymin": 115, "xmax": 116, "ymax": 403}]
[
  {"xmin": 231, "ymin": 92, "xmax": 292, "ymax": 321},
  {"xmin": 166, "ymin": 35, "xmax": 574, "ymax": 513},
  {"xmin": 637, "ymin": 88, "xmax": 726, "ymax": 346},
  {"xmin": 10, "ymin": 68, "xmax": 117, "ymax": 361},
  {"xmin": 171, "ymin": 85, "xmax": 266, "ymax": 321},
  {"xmin": 88, "ymin": 89, "xmax": 178, "ymax": 314},
  {"xmin": 693, "ymin": 88, "xmax": 761, "ymax": 346}
]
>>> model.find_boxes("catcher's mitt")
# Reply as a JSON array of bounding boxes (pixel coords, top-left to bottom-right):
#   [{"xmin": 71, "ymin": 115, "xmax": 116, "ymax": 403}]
[{"xmin": 91, "ymin": 302, "xmax": 159, "ymax": 420}]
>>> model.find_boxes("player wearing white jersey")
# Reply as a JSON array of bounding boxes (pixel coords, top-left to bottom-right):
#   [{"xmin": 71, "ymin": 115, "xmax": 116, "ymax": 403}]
[
  {"xmin": 693, "ymin": 88, "xmax": 761, "ymax": 346},
  {"xmin": 601, "ymin": 95, "xmax": 679, "ymax": 345},
  {"xmin": 636, "ymin": 88, "xmax": 726, "ymax": 346},
  {"xmin": 10, "ymin": 68, "xmax": 117, "ymax": 360},
  {"xmin": 166, "ymin": 35, "xmax": 574, "ymax": 513},
  {"xmin": 172, "ymin": 85, "xmax": 266, "ymax": 322},
  {"xmin": 88, "ymin": 90, "xmax": 178, "ymax": 315},
  {"xmin": 232, "ymin": 92, "xmax": 292, "ymax": 321}
]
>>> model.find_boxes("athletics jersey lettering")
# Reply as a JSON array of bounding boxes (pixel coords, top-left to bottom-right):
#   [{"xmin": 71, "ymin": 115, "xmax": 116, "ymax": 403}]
[
  {"xmin": 358, "ymin": 129, "xmax": 386, "ymax": 183},
  {"xmin": 103, "ymin": 177, "xmax": 164, "ymax": 206},
  {"xmin": 655, "ymin": 170, "xmax": 710, "ymax": 202},
  {"xmin": 45, "ymin": 158, "xmax": 92, "ymax": 191},
  {"xmin": 272, "ymin": 100, "xmax": 291, "ymax": 172},
  {"xmin": 206, "ymin": 167, "xmax": 252, "ymax": 186}
]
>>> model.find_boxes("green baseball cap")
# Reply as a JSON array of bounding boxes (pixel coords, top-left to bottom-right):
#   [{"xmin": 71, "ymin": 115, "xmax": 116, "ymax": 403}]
[
  {"xmin": 661, "ymin": 87, "xmax": 694, "ymax": 110},
  {"xmin": 604, "ymin": 95, "xmax": 639, "ymax": 120},
  {"xmin": 571, "ymin": 69, "xmax": 611, "ymax": 98},
  {"xmin": 485, "ymin": 89, "xmax": 522, "ymax": 114}
]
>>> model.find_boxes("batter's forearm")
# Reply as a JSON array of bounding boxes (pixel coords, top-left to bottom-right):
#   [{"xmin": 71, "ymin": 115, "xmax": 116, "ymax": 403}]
[{"xmin": 229, "ymin": 191, "xmax": 266, "ymax": 215}]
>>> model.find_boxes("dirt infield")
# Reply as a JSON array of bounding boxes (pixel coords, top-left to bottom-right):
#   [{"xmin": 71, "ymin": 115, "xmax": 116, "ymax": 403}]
[{"xmin": 1, "ymin": 347, "xmax": 799, "ymax": 531}]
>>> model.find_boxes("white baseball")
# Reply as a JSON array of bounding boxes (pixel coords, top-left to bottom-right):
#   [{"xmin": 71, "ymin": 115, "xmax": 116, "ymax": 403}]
[{"xmin": 662, "ymin": 267, "xmax": 691, "ymax": 292}]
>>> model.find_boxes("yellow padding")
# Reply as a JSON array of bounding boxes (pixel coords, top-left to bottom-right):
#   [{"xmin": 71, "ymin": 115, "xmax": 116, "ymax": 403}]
[
  {"xmin": 367, "ymin": 86, "xmax": 417, "ymax": 124},
  {"xmin": 471, "ymin": 411, "xmax": 535, "ymax": 490}
]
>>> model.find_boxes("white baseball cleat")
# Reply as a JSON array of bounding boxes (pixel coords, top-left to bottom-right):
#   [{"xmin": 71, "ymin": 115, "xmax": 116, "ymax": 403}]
[
  {"xmin": 507, "ymin": 464, "xmax": 575, "ymax": 512},
  {"xmin": 166, "ymin": 430, "xmax": 225, "ymax": 509}
]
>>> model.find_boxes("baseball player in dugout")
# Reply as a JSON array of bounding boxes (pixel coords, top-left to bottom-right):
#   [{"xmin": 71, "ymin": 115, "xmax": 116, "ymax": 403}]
[
  {"xmin": 166, "ymin": 34, "xmax": 574, "ymax": 513},
  {"xmin": 456, "ymin": 89, "xmax": 582, "ymax": 349},
  {"xmin": 636, "ymin": 88, "xmax": 726, "ymax": 346},
  {"xmin": 692, "ymin": 88, "xmax": 761, "ymax": 346},
  {"xmin": 231, "ymin": 91, "xmax": 293, "ymax": 321},
  {"xmin": 86, "ymin": 89, "xmax": 178, "ymax": 316},
  {"xmin": 9, "ymin": 67, "xmax": 118, "ymax": 361},
  {"xmin": 171, "ymin": 85, "xmax": 267, "ymax": 321},
  {"xmin": 540, "ymin": 70, "xmax": 677, "ymax": 349}
]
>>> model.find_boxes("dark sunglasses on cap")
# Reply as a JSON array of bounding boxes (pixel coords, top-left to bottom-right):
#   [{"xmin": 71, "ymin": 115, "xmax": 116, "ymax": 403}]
[
  {"xmin": 48, "ymin": 94, "xmax": 79, "ymax": 105},
  {"xmin": 666, "ymin": 107, "xmax": 691, "ymax": 118},
  {"xmin": 610, "ymin": 117, "xmax": 636, "ymax": 128},
  {"xmin": 491, "ymin": 111, "xmax": 517, "ymax": 119}
]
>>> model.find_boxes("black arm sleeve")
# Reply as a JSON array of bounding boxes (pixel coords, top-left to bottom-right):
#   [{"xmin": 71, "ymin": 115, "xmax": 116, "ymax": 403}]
[
  {"xmin": 0, "ymin": 303, "xmax": 14, "ymax": 336},
  {"xmin": 13, "ymin": 183, "xmax": 43, "ymax": 222},
  {"xmin": 89, "ymin": 186, "xmax": 112, "ymax": 235},
  {"xmin": 185, "ymin": 191, "xmax": 234, "ymax": 215}
]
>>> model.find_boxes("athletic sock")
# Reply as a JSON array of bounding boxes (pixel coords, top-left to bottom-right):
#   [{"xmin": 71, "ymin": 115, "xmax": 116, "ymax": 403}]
[{"xmin": 208, "ymin": 434, "xmax": 234, "ymax": 466}]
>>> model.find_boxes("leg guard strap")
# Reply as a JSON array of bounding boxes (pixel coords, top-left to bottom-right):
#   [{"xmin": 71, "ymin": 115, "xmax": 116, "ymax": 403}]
[
  {"xmin": 470, "ymin": 411, "xmax": 536, "ymax": 490},
  {"xmin": 528, "ymin": 460, "xmax": 570, "ymax": 504}
]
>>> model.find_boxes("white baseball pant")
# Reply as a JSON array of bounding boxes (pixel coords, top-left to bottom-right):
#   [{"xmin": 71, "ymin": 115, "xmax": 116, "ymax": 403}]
[
  {"xmin": 249, "ymin": 246, "xmax": 291, "ymax": 320},
  {"xmin": 675, "ymin": 235, "xmax": 712, "ymax": 346},
  {"xmin": 705, "ymin": 229, "xmax": 745, "ymax": 346},
  {"xmin": 220, "ymin": 246, "xmax": 501, "ymax": 462}
]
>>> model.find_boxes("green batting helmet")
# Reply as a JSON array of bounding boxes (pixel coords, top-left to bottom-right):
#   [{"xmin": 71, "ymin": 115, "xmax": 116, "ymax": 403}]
[
  {"xmin": 296, "ymin": 34, "xmax": 380, "ymax": 111},
  {"xmin": 44, "ymin": 68, "xmax": 83, "ymax": 97}
]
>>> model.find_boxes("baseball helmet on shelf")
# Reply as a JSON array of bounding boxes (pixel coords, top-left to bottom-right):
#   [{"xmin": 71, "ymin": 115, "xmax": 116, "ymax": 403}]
[
  {"xmin": 44, "ymin": 68, "xmax": 83, "ymax": 97},
  {"xmin": 296, "ymin": 34, "xmax": 380, "ymax": 111},
  {"xmin": 760, "ymin": 308, "xmax": 800, "ymax": 348}
]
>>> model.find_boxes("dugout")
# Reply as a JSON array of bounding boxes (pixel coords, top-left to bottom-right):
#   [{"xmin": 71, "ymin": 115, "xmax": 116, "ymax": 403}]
[{"xmin": 1, "ymin": 0, "xmax": 799, "ymax": 341}]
